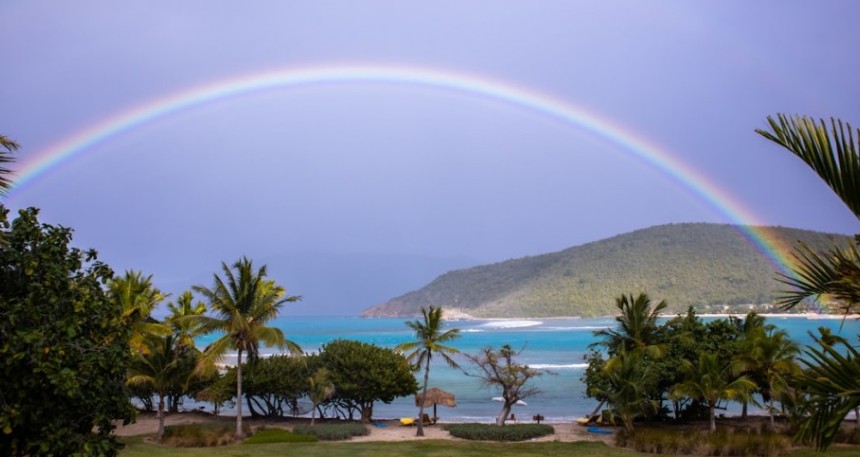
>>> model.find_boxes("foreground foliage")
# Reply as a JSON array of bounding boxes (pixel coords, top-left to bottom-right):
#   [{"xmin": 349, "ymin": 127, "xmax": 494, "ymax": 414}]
[
  {"xmin": 161, "ymin": 422, "xmax": 250, "ymax": 447},
  {"xmin": 0, "ymin": 207, "xmax": 134, "ymax": 457},
  {"xmin": 757, "ymin": 114, "xmax": 860, "ymax": 450},
  {"xmin": 293, "ymin": 423, "xmax": 370, "ymax": 441},
  {"xmin": 0, "ymin": 134, "xmax": 18, "ymax": 195},
  {"xmin": 120, "ymin": 437, "xmax": 625, "ymax": 457},
  {"xmin": 444, "ymin": 423, "xmax": 555, "ymax": 441},
  {"xmin": 617, "ymin": 428, "xmax": 793, "ymax": 457},
  {"xmin": 121, "ymin": 437, "xmax": 860, "ymax": 457}
]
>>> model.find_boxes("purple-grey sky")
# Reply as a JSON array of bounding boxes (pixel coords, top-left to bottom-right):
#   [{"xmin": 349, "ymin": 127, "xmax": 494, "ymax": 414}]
[{"xmin": 2, "ymin": 1, "xmax": 859, "ymax": 315}]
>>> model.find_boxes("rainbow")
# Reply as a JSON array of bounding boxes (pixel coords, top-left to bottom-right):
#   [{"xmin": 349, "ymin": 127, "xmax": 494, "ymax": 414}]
[{"xmin": 9, "ymin": 63, "xmax": 798, "ymax": 277}]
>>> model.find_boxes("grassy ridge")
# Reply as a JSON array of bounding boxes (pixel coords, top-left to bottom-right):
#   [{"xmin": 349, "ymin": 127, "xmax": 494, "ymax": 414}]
[{"xmin": 364, "ymin": 223, "xmax": 849, "ymax": 317}]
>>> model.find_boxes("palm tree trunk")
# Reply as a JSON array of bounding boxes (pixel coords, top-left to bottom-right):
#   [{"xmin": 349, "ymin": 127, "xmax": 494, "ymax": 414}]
[
  {"xmin": 741, "ymin": 400, "xmax": 748, "ymax": 419},
  {"xmin": 417, "ymin": 353, "xmax": 430, "ymax": 437},
  {"xmin": 235, "ymin": 348, "xmax": 245, "ymax": 440},
  {"xmin": 311, "ymin": 400, "xmax": 317, "ymax": 426},
  {"xmin": 769, "ymin": 398, "xmax": 776, "ymax": 429},
  {"xmin": 709, "ymin": 403, "xmax": 716, "ymax": 433},
  {"xmin": 157, "ymin": 393, "xmax": 166, "ymax": 441}
]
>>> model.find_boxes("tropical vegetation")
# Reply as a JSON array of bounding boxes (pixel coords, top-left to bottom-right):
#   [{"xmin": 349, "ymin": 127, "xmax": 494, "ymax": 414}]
[
  {"xmin": 583, "ymin": 297, "xmax": 801, "ymax": 437},
  {"xmin": 396, "ymin": 306, "xmax": 461, "ymax": 436},
  {"xmin": 465, "ymin": 344, "xmax": 543, "ymax": 426},
  {"xmin": 756, "ymin": 114, "xmax": 860, "ymax": 450},
  {"xmin": 0, "ymin": 207, "xmax": 134, "ymax": 456},
  {"xmin": 0, "ymin": 134, "xmax": 18, "ymax": 196},
  {"xmin": 314, "ymin": 339, "xmax": 418, "ymax": 423},
  {"xmin": 191, "ymin": 257, "xmax": 302, "ymax": 439}
]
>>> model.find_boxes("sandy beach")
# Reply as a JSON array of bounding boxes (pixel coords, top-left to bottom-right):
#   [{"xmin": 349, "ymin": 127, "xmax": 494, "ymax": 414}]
[{"xmin": 114, "ymin": 411, "xmax": 614, "ymax": 444}]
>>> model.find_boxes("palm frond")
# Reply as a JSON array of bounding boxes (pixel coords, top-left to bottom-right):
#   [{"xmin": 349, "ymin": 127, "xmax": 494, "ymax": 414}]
[
  {"xmin": 777, "ymin": 241, "xmax": 860, "ymax": 313},
  {"xmin": 796, "ymin": 337, "xmax": 860, "ymax": 450},
  {"xmin": 757, "ymin": 115, "xmax": 860, "ymax": 219},
  {"xmin": 0, "ymin": 135, "xmax": 20, "ymax": 195}
]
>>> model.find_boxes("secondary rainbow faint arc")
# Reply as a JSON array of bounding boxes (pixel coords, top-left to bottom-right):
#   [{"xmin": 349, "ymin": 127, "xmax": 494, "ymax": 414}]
[{"xmin": 11, "ymin": 63, "xmax": 796, "ymax": 276}]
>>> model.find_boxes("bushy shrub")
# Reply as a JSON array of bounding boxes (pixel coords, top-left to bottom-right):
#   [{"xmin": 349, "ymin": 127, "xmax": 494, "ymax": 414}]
[
  {"xmin": 242, "ymin": 428, "xmax": 318, "ymax": 444},
  {"xmin": 293, "ymin": 423, "xmax": 370, "ymax": 441},
  {"xmin": 443, "ymin": 423, "xmax": 555, "ymax": 441},
  {"xmin": 616, "ymin": 428, "xmax": 792, "ymax": 457},
  {"xmin": 161, "ymin": 422, "xmax": 250, "ymax": 447}
]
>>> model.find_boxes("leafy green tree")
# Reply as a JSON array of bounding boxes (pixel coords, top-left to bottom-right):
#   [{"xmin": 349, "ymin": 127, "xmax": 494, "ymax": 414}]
[
  {"xmin": 195, "ymin": 370, "xmax": 235, "ymax": 416},
  {"xmin": 582, "ymin": 349, "xmax": 611, "ymax": 407},
  {"xmin": 595, "ymin": 349, "xmax": 659, "ymax": 433},
  {"xmin": 0, "ymin": 135, "xmax": 19, "ymax": 196},
  {"xmin": 242, "ymin": 355, "xmax": 309, "ymax": 418},
  {"xmin": 308, "ymin": 368, "xmax": 335, "ymax": 426},
  {"xmin": 126, "ymin": 334, "xmax": 191, "ymax": 441},
  {"xmin": 192, "ymin": 257, "xmax": 301, "ymax": 439},
  {"xmin": 396, "ymin": 306, "xmax": 461, "ymax": 436},
  {"xmin": 0, "ymin": 207, "xmax": 134, "ymax": 456},
  {"xmin": 109, "ymin": 270, "xmax": 170, "ymax": 354},
  {"xmin": 319, "ymin": 339, "xmax": 417, "ymax": 423},
  {"xmin": 465, "ymin": 344, "xmax": 543, "ymax": 426},
  {"xmin": 671, "ymin": 352, "xmax": 755, "ymax": 432}
]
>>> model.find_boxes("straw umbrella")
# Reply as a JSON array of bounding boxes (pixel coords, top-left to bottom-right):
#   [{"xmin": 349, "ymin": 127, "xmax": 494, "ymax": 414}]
[{"xmin": 415, "ymin": 387, "xmax": 457, "ymax": 420}]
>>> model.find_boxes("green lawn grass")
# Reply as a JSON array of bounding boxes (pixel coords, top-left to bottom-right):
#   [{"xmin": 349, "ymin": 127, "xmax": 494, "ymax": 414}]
[{"xmin": 118, "ymin": 436, "xmax": 860, "ymax": 457}]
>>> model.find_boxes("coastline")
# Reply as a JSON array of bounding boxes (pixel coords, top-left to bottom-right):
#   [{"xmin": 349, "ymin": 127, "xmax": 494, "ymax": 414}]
[
  {"xmin": 439, "ymin": 309, "xmax": 852, "ymax": 322},
  {"xmin": 113, "ymin": 411, "xmax": 614, "ymax": 443}
]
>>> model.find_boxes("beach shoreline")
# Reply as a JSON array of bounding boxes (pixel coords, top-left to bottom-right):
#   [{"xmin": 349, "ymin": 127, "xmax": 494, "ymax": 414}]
[
  {"xmin": 113, "ymin": 411, "xmax": 614, "ymax": 444},
  {"xmin": 440, "ymin": 310, "xmax": 851, "ymax": 322}
]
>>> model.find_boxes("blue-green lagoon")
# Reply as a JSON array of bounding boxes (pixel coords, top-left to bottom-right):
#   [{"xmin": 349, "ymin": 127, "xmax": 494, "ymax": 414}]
[{"xmin": 196, "ymin": 315, "xmax": 860, "ymax": 422}]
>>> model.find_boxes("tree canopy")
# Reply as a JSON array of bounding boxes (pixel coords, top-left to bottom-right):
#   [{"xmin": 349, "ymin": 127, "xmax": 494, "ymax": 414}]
[
  {"xmin": 317, "ymin": 339, "xmax": 417, "ymax": 423},
  {"xmin": 465, "ymin": 344, "xmax": 543, "ymax": 426},
  {"xmin": 0, "ymin": 207, "xmax": 134, "ymax": 456}
]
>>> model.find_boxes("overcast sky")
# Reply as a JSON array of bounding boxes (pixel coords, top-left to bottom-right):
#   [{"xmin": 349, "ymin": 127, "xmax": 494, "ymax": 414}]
[{"xmin": 2, "ymin": 2, "xmax": 859, "ymax": 314}]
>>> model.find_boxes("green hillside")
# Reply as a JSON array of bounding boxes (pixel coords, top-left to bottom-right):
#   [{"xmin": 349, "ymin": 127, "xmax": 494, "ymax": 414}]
[{"xmin": 362, "ymin": 223, "xmax": 850, "ymax": 318}]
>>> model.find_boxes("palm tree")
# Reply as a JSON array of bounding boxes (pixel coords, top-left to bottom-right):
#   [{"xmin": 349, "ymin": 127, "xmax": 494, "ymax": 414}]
[
  {"xmin": 192, "ymin": 257, "xmax": 301, "ymax": 440},
  {"xmin": 795, "ymin": 328, "xmax": 860, "ymax": 449},
  {"xmin": 594, "ymin": 293, "xmax": 667, "ymax": 356},
  {"xmin": 757, "ymin": 114, "xmax": 860, "ymax": 448},
  {"xmin": 127, "ymin": 334, "xmax": 187, "ymax": 441},
  {"xmin": 0, "ymin": 135, "xmax": 19, "ymax": 196},
  {"xmin": 671, "ymin": 352, "xmax": 756, "ymax": 432},
  {"xmin": 166, "ymin": 291, "xmax": 207, "ymax": 349},
  {"xmin": 396, "ymin": 306, "xmax": 461, "ymax": 437},
  {"xmin": 757, "ymin": 114, "xmax": 860, "ymax": 313},
  {"xmin": 734, "ymin": 327, "xmax": 800, "ymax": 428},
  {"xmin": 109, "ymin": 270, "xmax": 170, "ymax": 354},
  {"xmin": 596, "ymin": 348, "xmax": 659, "ymax": 433},
  {"xmin": 308, "ymin": 368, "xmax": 335, "ymax": 426}
]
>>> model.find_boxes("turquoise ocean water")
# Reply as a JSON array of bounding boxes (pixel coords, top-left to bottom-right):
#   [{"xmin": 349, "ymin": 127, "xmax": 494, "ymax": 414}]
[{"xmin": 195, "ymin": 315, "xmax": 860, "ymax": 423}]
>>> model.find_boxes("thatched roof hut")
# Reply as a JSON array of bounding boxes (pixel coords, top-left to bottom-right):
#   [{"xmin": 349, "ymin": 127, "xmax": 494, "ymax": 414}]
[{"xmin": 415, "ymin": 387, "xmax": 456, "ymax": 419}]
